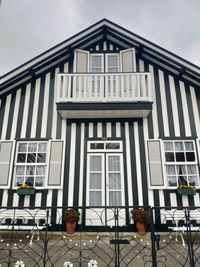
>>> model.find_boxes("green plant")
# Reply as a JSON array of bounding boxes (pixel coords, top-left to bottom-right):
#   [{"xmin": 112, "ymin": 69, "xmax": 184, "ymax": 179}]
[
  {"xmin": 64, "ymin": 209, "xmax": 80, "ymax": 223},
  {"xmin": 178, "ymin": 185, "xmax": 196, "ymax": 191},
  {"xmin": 131, "ymin": 208, "xmax": 150, "ymax": 227}
]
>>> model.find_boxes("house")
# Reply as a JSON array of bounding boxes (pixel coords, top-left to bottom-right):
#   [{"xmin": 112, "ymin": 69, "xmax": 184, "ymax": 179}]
[{"xmin": 0, "ymin": 19, "xmax": 200, "ymax": 226}]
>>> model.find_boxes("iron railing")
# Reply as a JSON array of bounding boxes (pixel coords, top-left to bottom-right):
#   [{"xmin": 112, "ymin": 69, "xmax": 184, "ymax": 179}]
[{"xmin": 0, "ymin": 206, "xmax": 200, "ymax": 266}]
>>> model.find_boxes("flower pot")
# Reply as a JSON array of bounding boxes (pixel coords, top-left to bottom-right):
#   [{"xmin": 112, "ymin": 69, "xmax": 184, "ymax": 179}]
[
  {"xmin": 177, "ymin": 188, "xmax": 196, "ymax": 195},
  {"xmin": 135, "ymin": 222, "xmax": 147, "ymax": 235},
  {"xmin": 66, "ymin": 221, "xmax": 77, "ymax": 234},
  {"xmin": 17, "ymin": 188, "xmax": 35, "ymax": 196}
]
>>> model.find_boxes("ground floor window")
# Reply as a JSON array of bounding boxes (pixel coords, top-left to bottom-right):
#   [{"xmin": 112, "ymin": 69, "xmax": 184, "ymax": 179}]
[
  {"xmin": 164, "ymin": 140, "xmax": 199, "ymax": 187},
  {"xmin": 13, "ymin": 141, "xmax": 48, "ymax": 188}
]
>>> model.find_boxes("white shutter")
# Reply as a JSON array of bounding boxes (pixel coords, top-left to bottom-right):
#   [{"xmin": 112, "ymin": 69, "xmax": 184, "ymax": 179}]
[
  {"xmin": 48, "ymin": 140, "xmax": 63, "ymax": 187},
  {"xmin": 0, "ymin": 141, "xmax": 14, "ymax": 188},
  {"xmin": 73, "ymin": 49, "xmax": 90, "ymax": 73},
  {"xmin": 120, "ymin": 48, "xmax": 136, "ymax": 72},
  {"xmin": 147, "ymin": 140, "xmax": 164, "ymax": 186}
]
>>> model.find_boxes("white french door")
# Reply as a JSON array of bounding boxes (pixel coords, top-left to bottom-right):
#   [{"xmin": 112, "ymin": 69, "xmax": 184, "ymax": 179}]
[{"xmin": 86, "ymin": 152, "xmax": 125, "ymax": 226}]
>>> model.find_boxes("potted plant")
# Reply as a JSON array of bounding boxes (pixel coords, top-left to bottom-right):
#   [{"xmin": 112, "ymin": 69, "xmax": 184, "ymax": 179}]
[
  {"xmin": 17, "ymin": 183, "xmax": 35, "ymax": 196},
  {"xmin": 177, "ymin": 185, "xmax": 197, "ymax": 195},
  {"xmin": 131, "ymin": 208, "xmax": 150, "ymax": 235},
  {"xmin": 63, "ymin": 208, "xmax": 80, "ymax": 234}
]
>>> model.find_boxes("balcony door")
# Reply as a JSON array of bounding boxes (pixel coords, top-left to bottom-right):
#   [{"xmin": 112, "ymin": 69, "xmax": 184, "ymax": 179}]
[{"xmin": 86, "ymin": 141, "xmax": 125, "ymax": 226}]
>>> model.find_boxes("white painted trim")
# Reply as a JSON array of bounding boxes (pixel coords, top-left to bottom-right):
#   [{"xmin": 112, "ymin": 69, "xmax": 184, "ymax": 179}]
[
  {"xmin": 105, "ymin": 53, "xmax": 119, "ymax": 73},
  {"xmin": 41, "ymin": 73, "xmax": 50, "ymax": 138},
  {"xmin": 78, "ymin": 123, "xmax": 85, "ymax": 206},
  {"xmin": 51, "ymin": 67, "xmax": 60, "ymax": 139},
  {"xmin": 1, "ymin": 94, "xmax": 11, "ymax": 140},
  {"xmin": 97, "ymin": 122, "xmax": 102, "ymax": 138},
  {"xmin": 106, "ymin": 122, "xmax": 112, "ymax": 138},
  {"xmin": 10, "ymin": 89, "xmax": 21, "ymax": 139},
  {"xmin": 20, "ymin": 83, "xmax": 31, "ymax": 138},
  {"xmin": 190, "ymin": 86, "xmax": 200, "ymax": 137}
]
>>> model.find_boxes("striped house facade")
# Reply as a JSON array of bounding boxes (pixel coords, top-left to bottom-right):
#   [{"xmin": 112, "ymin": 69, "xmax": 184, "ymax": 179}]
[{"xmin": 0, "ymin": 19, "xmax": 200, "ymax": 224}]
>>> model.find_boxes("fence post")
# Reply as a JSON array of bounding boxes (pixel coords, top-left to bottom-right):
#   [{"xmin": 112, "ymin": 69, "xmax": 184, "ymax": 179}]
[
  {"xmin": 114, "ymin": 207, "xmax": 120, "ymax": 267},
  {"xmin": 43, "ymin": 208, "xmax": 49, "ymax": 267},
  {"xmin": 186, "ymin": 208, "xmax": 195, "ymax": 267},
  {"xmin": 150, "ymin": 207, "xmax": 157, "ymax": 267}
]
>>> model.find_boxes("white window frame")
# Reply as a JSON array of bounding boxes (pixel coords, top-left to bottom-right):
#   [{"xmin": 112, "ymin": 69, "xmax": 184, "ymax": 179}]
[
  {"xmin": 87, "ymin": 140, "xmax": 123, "ymax": 153},
  {"xmin": 13, "ymin": 141, "xmax": 50, "ymax": 189},
  {"xmin": 105, "ymin": 53, "xmax": 120, "ymax": 73},
  {"xmin": 90, "ymin": 54, "xmax": 104, "ymax": 73},
  {"xmin": 163, "ymin": 140, "xmax": 199, "ymax": 188}
]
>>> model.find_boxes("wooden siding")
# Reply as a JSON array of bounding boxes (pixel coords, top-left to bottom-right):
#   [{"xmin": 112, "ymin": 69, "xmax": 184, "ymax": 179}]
[{"xmin": 0, "ymin": 44, "xmax": 200, "ymax": 213}]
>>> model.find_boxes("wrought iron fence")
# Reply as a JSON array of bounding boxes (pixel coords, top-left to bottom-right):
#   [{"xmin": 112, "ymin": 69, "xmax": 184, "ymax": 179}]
[{"xmin": 0, "ymin": 206, "xmax": 199, "ymax": 266}]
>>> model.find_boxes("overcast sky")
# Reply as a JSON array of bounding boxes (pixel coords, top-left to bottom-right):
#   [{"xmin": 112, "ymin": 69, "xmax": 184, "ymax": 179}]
[{"xmin": 0, "ymin": 0, "xmax": 199, "ymax": 76}]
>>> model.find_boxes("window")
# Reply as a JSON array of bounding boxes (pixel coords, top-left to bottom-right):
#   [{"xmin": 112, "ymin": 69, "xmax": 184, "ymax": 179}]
[
  {"xmin": 164, "ymin": 140, "xmax": 199, "ymax": 187},
  {"xmin": 14, "ymin": 141, "xmax": 48, "ymax": 187}
]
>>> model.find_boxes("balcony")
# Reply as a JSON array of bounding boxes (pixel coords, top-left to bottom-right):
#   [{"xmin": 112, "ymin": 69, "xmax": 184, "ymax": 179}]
[{"xmin": 56, "ymin": 72, "xmax": 153, "ymax": 119}]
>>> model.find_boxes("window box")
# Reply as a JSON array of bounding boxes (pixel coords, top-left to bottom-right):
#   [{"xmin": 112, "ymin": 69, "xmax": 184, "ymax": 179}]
[
  {"xmin": 177, "ymin": 187, "xmax": 196, "ymax": 195},
  {"xmin": 17, "ymin": 188, "xmax": 35, "ymax": 196}
]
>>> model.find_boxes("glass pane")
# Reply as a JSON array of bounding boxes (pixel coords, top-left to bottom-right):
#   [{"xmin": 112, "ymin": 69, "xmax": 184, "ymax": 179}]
[
  {"xmin": 37, "ymin": 153, "xmax": 46, "ymax": 163},
  {"xmin": 18, "ymin": 143, "xmax": 27, "ymax": 153},
  {"xmin": 186, "ymin": 152, "xmax": 195, "ymax": 161},
  {"xmin": 188, "ymin": 176, "xmax": 197, "ymax": 186},
  {"xmin": 106, "ymin": 143, "xmax": 120, "ymax": 150},
  {"xmin": 15, "ymin": 177, "xmax": 24, "ymax": 186},
  {"xmin": 89, "ymin": 192, "xmax": 101, "ymax": 206},
  {"xmin": 165, "ymin": 152, "xmax": 174, "ymax": 162},
  {"xmin": 28, "ymin": 143, "xmax": 37, "ymax": 152},
  {"xmin": 109, "ymin": 192, "xmax": 121, "ymax": 206},
  {"xmin": 25, "ymin": 177, "xmax": 34, "ymax": 187},
  {"xmin": 91, "ymin": 56, "xmax": 102, "ymax": 68},
  {"xmin": 167, "ymin": 176, "xmax": 177, "ymax": 186},
  {"xmin": 164, "ymin": 142, "xmax": 173, "ymax": 151},
  {"xmin": 90, "ymin": 156, "xmax": 102, "ymax": 171},
  {"xmin": 38, "ymin": 143, "xmax": 47, "ymax": 152},
  {"xmin": 90, "ymin": 143, "xmax": 104, "ymax": 150},
  {"xmin": 187, "ymin": 165, "xmax": 197, "ymax": 174},
  {"xmin": 36, "ymin": 166, "xmax": 45, "ymax": 176},
  {"xmin": 175, "ymin": 142, "xmax": 184, "ymax": 151},
  {"xmin": 109, "ymin": 174, "xmax": 121, "ymax": 189},
  {"xmin": 176, "ymin": 152, "xmax": 185, "ymax": 162},
  {"xmin": 17, "ymin": 154, "xmax": 26, "ymax": 163},
  {"xmin": 26, "ymin": 166, "xmax": 35, "ymax": 175},
  {"xmin": 108, "ymin": 55, "xmax": 118, "ymax": 67},
  {"xmin": 184, "ymin": 142, "xmax": 194, "ymax": 151},
  {"xmin": 16, "ymin": 166, "xmax": 25, "ymax": 176},
  {"xmin": 178, "ymin": 176, "xmax": 188, "ymax": 186},
  {"xmin": 35, "ymin": 177, "xmax": 44, "ymax": 186},
  {"xmin": 166, "ymin": 165, "xmax": 176, "ymax": 175},
  {"xmin": 90, "ymin": 174, "xmax": 101, "ymax": 189},
  {"xmin": 108, "ymin": 156, "xmax": 120, "ymax": 171},
  {"xmin": 177, "ymin": 165, "xmax": 186, "ymax": 175},
  {"xmin": 27, "ymin": 153, "xmax": 36, "ymax": 163}
]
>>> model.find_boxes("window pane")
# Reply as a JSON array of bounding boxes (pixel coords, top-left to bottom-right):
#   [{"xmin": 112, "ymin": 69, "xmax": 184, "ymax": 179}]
[
  {"xmin": 186, "ymin": 152, "xmax": 195, "ymax": 161},
  {"xmin": 175, "ymin": 142, "xmax": 184, "ymax": 151},
  {"xmin": 187, "ymin": 165, "xmax": 197, "ymax": 174},
  {"xmin": 16, "ymin": 166, "xmax": 25, "ymax": 176},
  {"xmin": 28, "ymin": 143, "xmax": 37, "ymax": 152},
  {"xmin": 37, "ymin": 153, "xmax": 46, "ymax": 163},
  {"xmin": 164, "ymin": 142, "xmax": 173, "ymax": 151},
  {"xmin": 106, "ymin": 143, "xmax": 120, "ymax": 150},
  {"xmin": 166, "ymin": 165, "xmax": 176, "ymax": 175},
  {"xmin": 90, "ymin": 143, "xmax": 104, "ymax": 150},
  {"xmin": 26, "ymin": 166, "xmax": 35, "ymax": 175},
  {"xmin": 27, "ymin": 153, "xmax": 36, "ymax": 163},
  {"xmin": 108, "ymin": 55, "xmax": 118, "ymax": 67},
  {"xmin": 178, "ymin": 176, "xmax": 188, "ymax": 186},
  {"xmin": 91, "ymin": 56, "xmax": 102, "ymax": 68},
  {"xmin": 38, "ymin": 143, "xmax": 47, "ymax": 152},
  {"xmin": 18, "ymin": 143, "xmax": 27, "ymax": 153},
  {"xmin": 177, "ymin": 165, "xmax": 186, "ymax": 175},
  {"xmin": 109, "ymin": 174, "xmax": 121, "ymax": 189},
  {"xmin": 89, "ymin": 192, "xmax": 101, "ymax": 206},
  {"xmin": 15, "ymin": 177, "xmax": 24, "ymax": 186},
  {"xmin": 25, "ymin": 177, "xmax": 34, "ymax": 186},
  {"xmin": 188, "ymin": 176, "xmax": 197, "ymax": 186},
  {"xmin": 17, "ymin": 154, "xmax": 26, "ymax": 163},
  {"xmin": 90, "ymin": 174, "xmax": 101, "ymax": 189},
  {"xmin": 165, "ymin": 152, "xmax": 174, "ymax": 162},
  {"xmin": 176, "ymin": 152, "xmax": 185, "ymax": 162},
  {"xmin": 36, "ymin": 166, "xmax": 45, "ymax": 176},
  {"xmin": 185, "ymin": 142, "xmax": 193, "ymax": 151},
  {"xmin": 90, "ymin": 156, "xmax": 102, "ymax": 171},
  {"xmin": 109, "ymin": 192, "xmax": 121, "ymax": 206},
  {"xmin": 167, "ymin": 176, "xmax": 177, "ymax": 186},
  {"xmin": 108, "ymin": 156, "xmax": 120, "ymax": 171},
  {"xmin": 35, "ymin": 177, "xmax": 44, "ymax": 186}
]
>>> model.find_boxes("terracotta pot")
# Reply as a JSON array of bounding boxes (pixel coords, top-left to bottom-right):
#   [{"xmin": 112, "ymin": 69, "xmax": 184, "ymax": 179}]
[
  {"xmin": 66, "ymin": 221, "xmax": 77, "ymax": 234},
  {"xmin": 135, "ymin": 222, "xmax": 146, "ymax": 235}
]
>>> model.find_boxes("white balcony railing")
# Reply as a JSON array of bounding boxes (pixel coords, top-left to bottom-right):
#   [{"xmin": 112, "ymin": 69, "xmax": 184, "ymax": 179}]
[{"xmin": 57, "ymin": 72, "xmax": 152, "ymax": 103}]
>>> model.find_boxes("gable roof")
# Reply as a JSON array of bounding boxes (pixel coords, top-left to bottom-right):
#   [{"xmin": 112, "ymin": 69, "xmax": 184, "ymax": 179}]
[{"xmin": 1, "ymin": 18, "xmax": 200, "ymax": 95}]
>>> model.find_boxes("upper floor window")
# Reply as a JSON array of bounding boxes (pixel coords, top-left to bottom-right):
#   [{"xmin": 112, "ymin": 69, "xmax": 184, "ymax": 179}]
[
  {"xmin": 164, "ymin": 140, "xmax": 199, "ymax": 187},
  {"xmin": 14, "ymin": 141, "xmax": 48, "ymax": 188}
]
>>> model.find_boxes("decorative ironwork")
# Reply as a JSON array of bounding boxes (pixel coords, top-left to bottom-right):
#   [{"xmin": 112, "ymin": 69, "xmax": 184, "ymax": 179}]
[{"xmin": 0, "ymin": 206, "xmax": 199, "ymax": 266}]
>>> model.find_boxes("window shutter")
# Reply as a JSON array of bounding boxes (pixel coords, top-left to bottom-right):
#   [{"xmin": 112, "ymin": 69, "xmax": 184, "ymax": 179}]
[
  {"xmin": 120, "ymin": 48, "xmax": 136, "ymax": 72},
  {"xmin": 0, "ymin": 141, "xmax": 13, "ymax": 187},
  {"xmin": 74, "ymin": 49, "xmax": 90, "ymax": 73},
  {"xmin": 48, "ymin": 141, "xmax": 63, "ymax": 187},
  {"xmin": 147, "ymin": 140, "xmax": 164, "ymax": 186}
]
